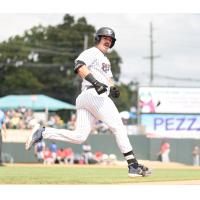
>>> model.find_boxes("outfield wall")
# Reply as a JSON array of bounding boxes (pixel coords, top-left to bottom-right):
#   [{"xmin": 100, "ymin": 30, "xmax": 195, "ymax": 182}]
[{"xmin": 2, "ymin": 132, "xmax": 200, "ymax": 165}]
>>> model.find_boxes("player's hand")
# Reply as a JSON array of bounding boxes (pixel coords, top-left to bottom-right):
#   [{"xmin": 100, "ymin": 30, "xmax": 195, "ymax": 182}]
[
  {"xmin": 110, "ymin": 86, "xmax": 120, "ymax": 98},
  {"xmin": 93, "ymin": 81, "xmax": 108, "ymax": 95}
]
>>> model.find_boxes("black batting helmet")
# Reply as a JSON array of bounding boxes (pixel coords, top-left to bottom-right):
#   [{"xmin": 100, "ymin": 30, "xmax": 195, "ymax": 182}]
[{"xmin": 95, "ymin": 27, "xmax": 116, "ymax": 48}]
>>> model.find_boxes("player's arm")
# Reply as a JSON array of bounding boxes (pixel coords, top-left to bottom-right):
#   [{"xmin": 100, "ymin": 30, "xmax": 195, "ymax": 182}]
[
  {"xmin": 108, "ymin": 77, "xmax": 120, "ymax": 98},
  {"xmin": 74, "ymin": 60, "xmax": 107, "ymax": 95},
  {"xmin": 74, "ymin": 62, "xmax": 90, "ymax": 79}
]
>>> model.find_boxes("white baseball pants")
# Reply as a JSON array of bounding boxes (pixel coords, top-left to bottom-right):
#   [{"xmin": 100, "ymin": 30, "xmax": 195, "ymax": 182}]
[{"xmin": 42, "ymin": 90, "xmax": 133, "ymax": 153}]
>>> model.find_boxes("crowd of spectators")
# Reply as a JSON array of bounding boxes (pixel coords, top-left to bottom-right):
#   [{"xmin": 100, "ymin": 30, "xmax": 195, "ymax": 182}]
[
  {"xmin": 5, "ymin": 107, "xmax": 36, "ymax": 129},
  {"xmin": 34, "ymin": 140, "xmax": 118, "ymax": 165},
  {"xmin": 4, "ymin": 107, "xmax": 65, "ymax": 129},
  {"xmin": 47, "ymin": 115, "xmax": 64, "ymax": 128},
  {"xmin": 34, "ymin": 141, "xmax": 76, "ymax": 165}
]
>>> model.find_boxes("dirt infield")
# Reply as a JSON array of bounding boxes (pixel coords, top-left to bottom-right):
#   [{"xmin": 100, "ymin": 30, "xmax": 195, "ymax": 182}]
[
  {"xmin": 137, "ymin": 161, "xmax": 200, "ymax": 184},
  {"xmin": 140, "ymin": 160, "xmax": 200, "ymax": 169},
  {"xmin": 136, "ymin": 180, "xmax": 200, "ymax": 184}
]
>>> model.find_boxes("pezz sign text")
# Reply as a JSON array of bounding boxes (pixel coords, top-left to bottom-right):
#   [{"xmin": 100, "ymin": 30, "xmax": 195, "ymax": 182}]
[{"xmin": 154, "ymin": 117, "xmax": 200, "ymax": 131}]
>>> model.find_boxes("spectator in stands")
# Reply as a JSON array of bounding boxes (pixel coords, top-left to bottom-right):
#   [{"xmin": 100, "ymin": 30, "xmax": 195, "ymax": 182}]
[
  {"xmin": 0, "ymin": 109, "xmax": 7, "ymax": 166},
  {"xmin": 10, "ymin": 111, "xmax": 21, "ymax": 129},
  {"xmin": 5, "ymin": 108, "xmax": 64, "ymax": 130},
  {"xmin": 5, "ymin": 108, "xmax": 37, "ymax": 129},
  {"xmin": 34, "ymin": 140, "xmax": 45, "ymax": 163},
  {"xmin": 43, "ymin": 147, "xmax": 53, "ymax": 165},
  {"xmin": 95, "ymin": 151, "xmax": 104, "ymax": 163},
  {"xmin": 158, "ymin": 140, "xmax": 170, "ymax": 163},
  {"xmin": 49, "ymin": 141, "xmax": 57, "ymax": 163},
  {"xmin": 54, "ymin": 115, "xmax": 64, "ymax": 127},
  {"xmin": 64, "ymin": 147, "xmax": 74, "ymax": 164},
  {"xmin": 47, "ymin": 116, "xmax": 56, "ymax": 127},
  {"xmin": 192, "ymin": 145, "xmax": 200, "ymax": 166},
  {"xmin": 108, "ymin": 154, "xmax": 117, "ymax": 165},
  {"xmin": 56, "ymin": 148, "xmax": 67, "ymax": 164},
  {"xmin": 82, "ymin": 143, "xmax": 98, "ymax": 164},
  {"xmin": 73, "ymin": 153, "xmax": 85, "ymax": 164},
  {"xmin": 67, "ymin": 113, "xmax": 76, "ymax": 130},
  {"xmin": 25, "ymin": 109, "xmax": 37, "ymax": 129},
  {"xmin": 47, "ymin": 114, "xmax": 64, "ymax": 128}
]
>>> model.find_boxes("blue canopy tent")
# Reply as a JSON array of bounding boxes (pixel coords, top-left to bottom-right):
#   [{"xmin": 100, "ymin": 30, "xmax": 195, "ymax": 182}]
[{"xmin": 0, "ymin": 94, "xmax": 76, "ymax": 111}]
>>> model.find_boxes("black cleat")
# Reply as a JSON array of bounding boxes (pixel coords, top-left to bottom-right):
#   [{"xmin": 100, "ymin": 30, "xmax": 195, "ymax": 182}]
[
  {"xmin": 128, "ymin": 163, "xmax": 152, "ymax": 177},
  {"xmin": 138, "ymin": 164, "xmax": 152, "ymax": 177},
  {"xmin": 25, "ymin": 123, "xmax": 45, "ymax": 151}
]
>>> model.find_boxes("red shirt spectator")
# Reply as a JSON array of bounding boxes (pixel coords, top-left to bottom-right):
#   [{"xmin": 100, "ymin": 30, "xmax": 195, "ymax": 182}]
[
  {"xmin": 64, "ymin": 148, "xmax": 74, "ymax": 157},
  {"xmin": 44, "ymin": 147, "xmax": 52, "ymax": 160},
  {"xmin": 161, "ymin": 142, "xmax": 170, "ymax": 153},
  {"xmin": 43, "ymin": 147, "xmax": 53, "ymax": 164},
  {"xmin": 56, "ymin": 148, "xmax": 68, "ymax": 164}
]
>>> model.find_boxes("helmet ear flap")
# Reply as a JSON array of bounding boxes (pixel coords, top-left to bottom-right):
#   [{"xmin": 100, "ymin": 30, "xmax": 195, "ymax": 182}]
[
  {"xmin": 95, "ymin": 35, "xmax": 101, "ymax": 44},
  {"xmin": 110, "ymin": 39, "xmax": 116, "ymax": 48}
]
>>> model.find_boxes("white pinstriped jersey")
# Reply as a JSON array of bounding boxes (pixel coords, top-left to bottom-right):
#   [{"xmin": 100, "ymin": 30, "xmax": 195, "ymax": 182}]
[
  {"xmin": 43, "ymin": 46, "xmax": 133, "ymax": 154},
  {"xmin": 75, "ymin": 47, "xmax": 113, "ymax": 96}
]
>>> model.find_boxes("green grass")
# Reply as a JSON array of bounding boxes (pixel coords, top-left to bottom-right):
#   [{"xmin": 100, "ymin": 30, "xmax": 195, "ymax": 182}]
[{"xmin": 0, "ymin": 166, "xmax": 200, "ymax": 184}]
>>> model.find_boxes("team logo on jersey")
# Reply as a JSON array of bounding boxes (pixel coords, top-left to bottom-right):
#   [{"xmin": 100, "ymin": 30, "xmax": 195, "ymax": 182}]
[{"xmin": 102, "ymin": 63, "xmax": 110, "ymax": 73}]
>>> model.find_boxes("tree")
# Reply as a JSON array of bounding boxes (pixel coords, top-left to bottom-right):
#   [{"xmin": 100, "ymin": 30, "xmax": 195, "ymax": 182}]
[
  {"xmin": 0, "ymin": 14, "xmax": 133, "ymax": 111},
  {"xmin": 2, "ymin": 67, "xmax": 44, "ymax": 94},
  {"xmin": 107, "ymin": 50, "xmax": 121, "ymax": 82}
]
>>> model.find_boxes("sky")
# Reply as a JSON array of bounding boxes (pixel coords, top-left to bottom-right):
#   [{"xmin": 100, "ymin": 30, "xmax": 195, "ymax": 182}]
[{"xmin": 1, "ymin": 10, "xmax": 200, "ymax": 87}]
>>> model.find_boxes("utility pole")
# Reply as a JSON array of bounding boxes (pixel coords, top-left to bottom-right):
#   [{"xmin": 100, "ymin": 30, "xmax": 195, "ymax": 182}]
[
  {"xmin": 83, "ymin": 33, "xmax": 88, "ymax": 50},
  {"xmin": 144, "ymin": 22, "xmax": 160, "ymax": 85}
]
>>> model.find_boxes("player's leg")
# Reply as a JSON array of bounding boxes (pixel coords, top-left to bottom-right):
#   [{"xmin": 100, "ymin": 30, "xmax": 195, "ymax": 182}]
[
  {"xmin": 83, "ymin": 95, "xmax": 132, "ymax": 152},
  {"xmin": 43, "ymin": 109, "xmax": 95, "ymax": 143},
  {"xmin": 25, "ymin": 109, "xmax": 95, "ymax": 150},
  {"xmin": 102, "ymin": 99, "xmax": 151, "ymax": 176},
  {"xmin": 83, "ymin": 94, "xmax": 150, "ymax": 177}
]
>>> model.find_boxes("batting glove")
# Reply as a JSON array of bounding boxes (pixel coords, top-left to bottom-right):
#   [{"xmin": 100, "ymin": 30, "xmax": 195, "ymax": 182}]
[
  {"xmin": 93, "ymin": 81, "xmax": 108, "ymax": 95},
  {"xmin": 110, "ymin": 86, "xmax": 120, "ymax": 98}
]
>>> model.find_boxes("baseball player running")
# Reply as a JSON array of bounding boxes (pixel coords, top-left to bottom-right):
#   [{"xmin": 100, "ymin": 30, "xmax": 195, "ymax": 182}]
[{"xmin": 25, "ymin": 27, "xmax": 151, "ymax": 177}]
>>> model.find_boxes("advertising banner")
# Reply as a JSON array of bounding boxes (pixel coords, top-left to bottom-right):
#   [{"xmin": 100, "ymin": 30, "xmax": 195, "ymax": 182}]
[
  {"xmin": 138, "ymin": 87, "xmax": 200, "ymax": 113},
  {"xmin": 141, "ymin": 114, "xmax": 200, "ymax": 138}
]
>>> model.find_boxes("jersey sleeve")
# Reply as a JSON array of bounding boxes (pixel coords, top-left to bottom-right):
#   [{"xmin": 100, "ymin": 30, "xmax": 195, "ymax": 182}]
[{"xmin": 75, "ymin": 49, "xmax": 94, "ymax": 67}]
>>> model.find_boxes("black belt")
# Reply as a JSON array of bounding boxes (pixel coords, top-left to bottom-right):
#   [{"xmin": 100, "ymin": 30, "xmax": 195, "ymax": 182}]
[{"xmin": 86, "ymin": 85, "xmax": 95, "ymax": 90}]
